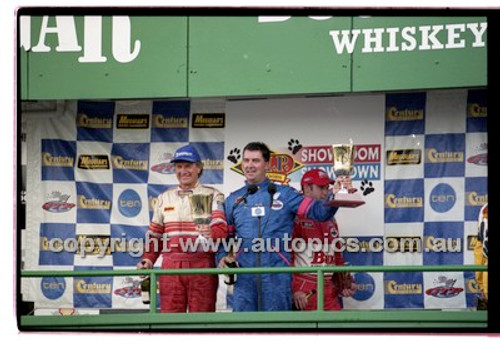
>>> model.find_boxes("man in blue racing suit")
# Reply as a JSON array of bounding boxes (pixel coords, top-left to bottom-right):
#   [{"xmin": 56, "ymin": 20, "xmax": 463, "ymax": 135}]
[{"xmin": 218, "ymin": 142, "xmax": 339, "ymax": 311}]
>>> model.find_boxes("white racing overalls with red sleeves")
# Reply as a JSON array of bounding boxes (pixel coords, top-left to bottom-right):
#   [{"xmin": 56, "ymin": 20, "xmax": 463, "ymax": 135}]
[{"xmin": 142, "ymin": 183, "xmax": 227, "ymax": 312}]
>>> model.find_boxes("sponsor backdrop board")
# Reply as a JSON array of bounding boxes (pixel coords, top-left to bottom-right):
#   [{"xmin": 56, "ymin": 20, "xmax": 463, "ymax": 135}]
[
  {"xmin": 23, "ymin": 89, "xmax": 487, "ymax": 311},
  {"xmin": 380, "ymin": 88, "xmax": 487, "ymax": 309},
  {"xmin": 24, "ymin": 99, "xmax": 226, "ymax": 310}
]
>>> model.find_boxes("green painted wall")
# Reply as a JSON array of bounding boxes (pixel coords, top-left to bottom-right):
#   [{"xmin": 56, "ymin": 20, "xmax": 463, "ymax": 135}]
[
  {"xmin": 21, "ymin": 16, "xmax": 188, "ymax": 99},
  {"xmin": 351, "ymin": 17, "xmax": 487, "ymax": 92},
  {"xmin": 19, "ymin": 15, "xmax": 487, "ymax": 100},
  {"xmin": 187, "ymin": 16, "xmax": 352, "ymax": 97}
]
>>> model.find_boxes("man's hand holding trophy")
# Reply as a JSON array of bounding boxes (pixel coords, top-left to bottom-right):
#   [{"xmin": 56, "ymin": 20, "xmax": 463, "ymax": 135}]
[{"xmin": 327, "ymin": 141, "xmax": 365, "ymax": 208}]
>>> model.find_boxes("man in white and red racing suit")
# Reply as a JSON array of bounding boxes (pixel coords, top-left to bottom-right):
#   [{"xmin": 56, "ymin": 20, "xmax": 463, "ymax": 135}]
[
  {"xmin": 292, "ymin": 169, "xmax": 355, "ymax": 311},
  {"xmin": 137, "ymin": 145, "xmax": 227, "ymax": 312}
]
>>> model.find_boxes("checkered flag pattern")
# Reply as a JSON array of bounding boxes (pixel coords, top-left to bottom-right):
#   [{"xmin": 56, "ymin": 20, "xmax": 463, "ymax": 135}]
[
  {"xmin": 25, "ymin": 99, "xmax": 225, "ymax": 310},
  {"xmin": 342, "ymin": 89, "xmax": 487, "ymax": 310}
]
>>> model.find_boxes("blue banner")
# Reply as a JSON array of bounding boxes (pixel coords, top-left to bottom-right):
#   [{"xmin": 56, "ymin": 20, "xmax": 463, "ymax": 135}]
[
  {"xmin": 384, "ymin": 272, "xmax": 424, "ymax": 309},
  {"xmin": 151, "ymin": 101, "xmax": 190, "ymax": 142},
  {"xmin": 73, "ymin": 266, "xmax": 113, "ymax": 308},
  {"xmin": 425, "ymin": 134, "xmax": 465, "ymax": 178},
  {"xmin": 423, "ymin": 222, "xmax": 464, "ymax": 265},
  {"xmin": 385, "ymin": 179, "xmax": 424, "ymax": 223},
  {"xmin": 385, "ymin": 92, "xmax": 426, "ymax": 136},
  {"xmin": 111, "ymin": 143, "xmax": 150, "ymax": 183},
  {"xmin": 39, "ymin": 223, "xmax": 76, "ymax": 266},
  {"xmin": 77, "ymin": 101, "xmax": 115, "ymax": 142},
  {"xmin": 76, "ymin": 182, "xmax": 113, "ymax": 224},
  {"xmin": 41, "ymin": 139, "xmax": 76, "ymax": 181},
  {"xmin": 466, "ymin": 89, "xmax": 487, "ymax": 133}
]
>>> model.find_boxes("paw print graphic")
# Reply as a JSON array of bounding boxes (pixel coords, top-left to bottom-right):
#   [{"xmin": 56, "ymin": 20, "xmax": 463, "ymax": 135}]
[
  {"xmin": 227, "ymin": 148, "xmax": 241, "ymax": 164},
  {"xmin": 360, "ymin": 179, "xmax": 375, "ymax": 196},
  {"xmin": 288, "ymin": 139, "xmax": 303, "ymax": 155}
]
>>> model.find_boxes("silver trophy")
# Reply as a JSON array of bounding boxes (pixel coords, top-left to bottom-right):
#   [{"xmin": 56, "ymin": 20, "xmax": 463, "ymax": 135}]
[
  {"xmin": 189, "ymin": 194, "xmax": 213, "ymax": 225},
  {"xmin": 189, "ymin": 194, "xmax": 213, "ymax": 246},
  {"xmin": 327, "ymin": 143, "xmax": 365, "ymax": 208}
]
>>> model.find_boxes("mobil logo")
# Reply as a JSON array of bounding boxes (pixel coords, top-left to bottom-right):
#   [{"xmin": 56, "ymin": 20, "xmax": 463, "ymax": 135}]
[
  {"xmin": 430, "ymin": 183, "xmax": 456, "ymax": 213},
  {"xmin": 118, "ymin": 189, "xmax": 142, "ymax": 217}
]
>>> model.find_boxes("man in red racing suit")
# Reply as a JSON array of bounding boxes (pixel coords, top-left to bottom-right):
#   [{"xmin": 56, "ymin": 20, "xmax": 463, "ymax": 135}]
[
  {"xmin": 292, "ymin": 169, "xmax": 355, "ymax": 311},
  {"xmin": 137, "ymin": 145, "xmax": 227, "ymax": 312}
]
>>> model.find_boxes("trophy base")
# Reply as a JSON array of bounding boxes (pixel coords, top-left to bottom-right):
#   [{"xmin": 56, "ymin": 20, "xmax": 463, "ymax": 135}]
[{"xmin": 327, "ymin": 192, "xmax": 365, "ymax": 208}]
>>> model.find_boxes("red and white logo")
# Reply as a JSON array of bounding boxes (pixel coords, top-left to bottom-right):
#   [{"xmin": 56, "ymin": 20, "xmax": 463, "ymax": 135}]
[
  {"xmin": 425, "ymin": 276, "xmax": 464, "ymax": 298},
  {"xmin": 42, "ymin": 191, "xmax": 75, "ymax": 213}
]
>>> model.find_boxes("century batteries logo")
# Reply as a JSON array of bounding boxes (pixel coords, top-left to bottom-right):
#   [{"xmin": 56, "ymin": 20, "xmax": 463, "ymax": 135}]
[
  {"xmin": 386, "ymin": 107, "xmax": 424, "ymax": 122},
  {"xmin": 74, "ymin": 279, "xmax": 112, "ymax": 294},
  {"xmin": 42, "ymin": 152, "xmax": 74, "ymax": 167},
  {"xmin": 77, "ymin": 113, "xmax": 113, "ymax": 129},
  {"xmin": 385, "ymin": 194, "xmax": 423, "ymax": 208},
  {"xmin": 116, "ymin": 114, "xmax": 149, "ymax": 129},
  {"xmin": 466, "ymin": 191, "xmax": 488, "ymax": 207},
  {"xmin": 384, "ymin": 180, "xmax": 424, "ymax": 222},
  {"xmin": 112, "ymin": 155, "xmax": 148, "ymax": 171},
  {"xmin": 78, "ymin": 195, "xmax": 111, "ymax": 210},
  {"xmin": 426, "ymin": 148, "xmax": 464, "ymax": 163},
  {"xmin": 429, "ymin": 183, "xmax": 456, "ymax": 213},
  {"xmin": 152, "ymin": 115, "xmax": 188, "ymax": 128},
  {"xmin": 78, "ymin": 154, "xmax": 110, "ymax": 170},
  {"xmin": 386, "ymin": 149, "xmax": 421, "ymax": 165},
  {"xmin": 425, "ymin": 276, "xmax": 464, "ymax": 298},
  {"xmin": 424, "ymin": 134, "xmax": 466, "ymax": 178},
  {"xmin": 385, "ymin": 280, "xmax": 422, "ymax": 295},
  {"xmin": 42, "ymin": 191, "xmax": 76, "ymax": 213}
]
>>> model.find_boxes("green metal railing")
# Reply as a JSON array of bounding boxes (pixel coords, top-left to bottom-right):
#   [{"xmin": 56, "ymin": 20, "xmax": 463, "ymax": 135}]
[{"xmin": 20, "ymin": 265, "xmax": 488, "ymax": 330}]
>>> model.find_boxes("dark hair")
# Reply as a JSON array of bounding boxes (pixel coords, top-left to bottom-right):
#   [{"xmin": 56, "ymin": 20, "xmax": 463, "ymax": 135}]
[{"xmin": 243, "ymin": 142, "xmax": 271, "ymax": 162}]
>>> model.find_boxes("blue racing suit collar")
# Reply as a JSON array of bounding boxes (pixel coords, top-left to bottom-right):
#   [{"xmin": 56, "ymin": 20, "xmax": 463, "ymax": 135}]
[{"xmin": 245, "ymin": 177, "xmax": 271, "ymax": 191}]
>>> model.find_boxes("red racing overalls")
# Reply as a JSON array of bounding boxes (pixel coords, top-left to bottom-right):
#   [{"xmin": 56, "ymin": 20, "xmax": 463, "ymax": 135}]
[{"xmin": 292, "ymin": 216, "xmax": 345, "ymax": 311}]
